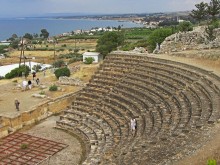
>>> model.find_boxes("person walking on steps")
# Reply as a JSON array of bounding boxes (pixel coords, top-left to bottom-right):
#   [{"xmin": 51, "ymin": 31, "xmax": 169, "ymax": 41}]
[{"xmin": 130, "ymin": 118, "xmax": 137, "ymax": 135}]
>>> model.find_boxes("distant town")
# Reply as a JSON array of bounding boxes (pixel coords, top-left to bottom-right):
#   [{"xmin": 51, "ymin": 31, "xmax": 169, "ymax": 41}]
[{"xmin": 52, "ymin": 11, "xmax": 192, "ymax": 29}]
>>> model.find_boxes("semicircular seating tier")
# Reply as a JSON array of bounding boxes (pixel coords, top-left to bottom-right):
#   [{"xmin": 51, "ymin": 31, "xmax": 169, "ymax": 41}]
[{"xmin": 56, "ymin": 53, "xmax": 220, "ymax": 165}]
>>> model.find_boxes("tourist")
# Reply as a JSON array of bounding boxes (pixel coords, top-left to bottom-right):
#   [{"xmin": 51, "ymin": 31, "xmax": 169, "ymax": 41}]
[
  {"xmin": 22, "ymin": 80, "xmax": 28, "ymax": 91},
  {"xmin": 15, "ymin": 99, "xmax": 20, "ymax": 111},
  {"xmin": 32, "ymin": 72, "xmax": 36, "ymax": 80},
  {"xmin": 130, "ymin": 118, "xmax": 136, "ymax": 135},
  {"xmin": 28, "ymin": 80, "xmax": 32, "ymax": 89},
  {"xmin": 36, "ymin": 78, "xmax": 40, "ymax": 85},
  {"xmin": 43, "ymin": 70, "xmax": 46, "ymax": 76}
]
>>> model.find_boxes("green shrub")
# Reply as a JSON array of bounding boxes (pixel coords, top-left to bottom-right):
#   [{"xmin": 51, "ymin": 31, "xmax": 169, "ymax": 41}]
[
  {"xmin": 54, "ymin": 67, "xmax": 70, "ymax": 79},
  {"xmin": 32, "ymin": 40, "xmax": 38, "ymax": 44},
  {"xmin": 207, "ymin": 159, "xmax": 217, "ymax": 165},
  {"xmin": 32, "ymin": 64, "xmax": 42, "ymax": 72},
  {"xmin": 147, "ymin": 27, "xmax": 173, "ymax": 53},
  {"xmin": 5, "ymin": 65, "xmax": 30, "ymax": 79},
  {"xmin": 49, "ymin": 84, "xmax": 58, "ymax": 91},
  {"xmin": 178, "ymin": 21, "xmax": 193, "ymax": 32},
  {"xmin": 20, "ymin": 143, "xmax": 28, "ymax": 149},
  {"xmin": 84, "ymin": 57, "xmax": 95, "ymax": 64},
  {"xmin": 0, "ymin": 45, "xmax": 8, "ymax": 54}
]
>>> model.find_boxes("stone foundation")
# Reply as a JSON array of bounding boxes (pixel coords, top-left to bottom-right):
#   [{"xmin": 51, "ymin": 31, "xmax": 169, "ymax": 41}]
[
  {"xmin": 159, "ymin": 26, "xmax": 220, "ymax": 54},
  {"xmin": 0, "ymin": 91, "xmax": 79, "ymax": 138}
]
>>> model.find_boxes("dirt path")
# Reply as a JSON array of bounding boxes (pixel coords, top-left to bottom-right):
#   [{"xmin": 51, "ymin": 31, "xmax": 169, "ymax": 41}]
[{"xmin": 0, "ymin": 70, "xmax": 81, "ymax": 117}]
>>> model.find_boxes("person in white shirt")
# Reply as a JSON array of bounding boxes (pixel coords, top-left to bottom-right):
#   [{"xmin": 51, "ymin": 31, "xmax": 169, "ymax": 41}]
[
  {"xmin": 22, "ymin": 80, "xmax": 28, "ymax": 91},
  {"xmin": 130, "ymin": 118, "xmax": 136, "ymax": 135}
]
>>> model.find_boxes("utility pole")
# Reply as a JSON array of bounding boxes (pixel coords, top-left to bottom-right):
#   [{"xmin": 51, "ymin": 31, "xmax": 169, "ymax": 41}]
[
  {"xmin": 75, "ymin": 39, "xmax": 76, "ymax": 50},
  {"xmin": 53, "ymin": 37, "xmax": 57, "ymax": 60},
  {"xmin": 19, "ymin": 37, "xmax": 24, "ymax": 67},
  {"xmin": 54, "ymin": 42, "xmax": 56, "ymax": 60}
]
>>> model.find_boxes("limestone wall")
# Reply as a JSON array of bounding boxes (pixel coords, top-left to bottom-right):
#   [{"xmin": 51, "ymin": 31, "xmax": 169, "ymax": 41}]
[
  {"xmin": 58, "ymin": 76, "xmax": 85, "ymax": 86},
  {"xmin": 159, "ymin": 26, "xmax": 220, "ymax": 54},
  {"xmin": 0, "ymin": 92, "xmax": 79, "ymax": 138}
]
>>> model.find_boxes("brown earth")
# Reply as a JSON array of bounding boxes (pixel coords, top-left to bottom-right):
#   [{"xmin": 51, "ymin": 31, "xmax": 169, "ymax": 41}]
[{"xmin": 0, "ymin": 70, "xmax": 81, "ymax": 118}]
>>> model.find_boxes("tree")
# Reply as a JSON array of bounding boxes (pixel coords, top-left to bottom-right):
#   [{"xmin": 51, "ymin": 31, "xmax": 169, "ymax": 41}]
[
  {"xmin": 33, "ymin": 33, "xmax": 38, "ymax": 38},
  {"xmin": 190, "ymin": 2, "xmax": 208, "ymax": 23},
  {"xmin": 84, "ymin": 57, "xmax": 95, "ymax": 64},
  {"xmin": 118, "ymin": 25, "xmax": 122, "ymax": 31},
  {"xmin": 96, "ymin": 31, "xmax": 125, "ymax": 56},
  {"xmin": 0, "ymin": 45, "xmax": 8, "ymax": 54},
  {"xmin": 12, "ymin": 34, "xmax": 18, "ymax": 39},
  {"xmin": 207, "ymin": 0, "xmax": 220, "ymax": 22},
  {"xmin": 147, "ymin": 28, "xmax": 173, "ymax": 52},
  {"xmin": 23, "ymin": 33, "xmax": 33, "ymax": 40},
  {"xmin": 205, "ymin": 25, "xmax": 216, "ymax": 41},
  {"xmin": 8, "ymin": 34, "xmax": 18, "ymax": 41},
  {"xmin": 178, "ymin": 21, "xmax": 193, "ymax": 32},
  {"xmin": 40, "ymin": 29, "xmax": 49, "ymax": 39},
  {"xmin": 10, "ymin": 39, "xmax": 19, "ymax": 49},
  {"xmin": 54, "ymin": 67, "xmax": 70, "ymax": 79},
  {"xmin": 5, "ymin": 65, "xmax": 30, "ymax": 79}
]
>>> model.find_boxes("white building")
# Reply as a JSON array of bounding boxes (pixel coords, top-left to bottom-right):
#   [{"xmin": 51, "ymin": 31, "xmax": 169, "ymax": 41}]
[
  {"xmin": 0, "ymin": 41, "xmax": 11, "ymax": 46},
  {"xmin": 82, "ymin": 52, "xmax": 103, "ymax": 63}
]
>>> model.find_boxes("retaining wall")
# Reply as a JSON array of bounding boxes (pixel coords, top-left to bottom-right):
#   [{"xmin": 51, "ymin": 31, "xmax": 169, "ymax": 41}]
[{"xmin": 0, "ymin": 92, "xmax": 79, "ymax": 138}]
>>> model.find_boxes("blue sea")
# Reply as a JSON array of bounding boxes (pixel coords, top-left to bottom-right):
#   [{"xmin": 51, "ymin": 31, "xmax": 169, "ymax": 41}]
[{"xmin": 0, "ymin": 18, "xmax": 143, "ymax": 41}]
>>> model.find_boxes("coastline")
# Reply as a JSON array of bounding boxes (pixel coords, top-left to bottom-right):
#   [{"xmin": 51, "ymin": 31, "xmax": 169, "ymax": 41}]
[{"xmin": 0, "ymin": 18, "xmax": 143, "ymax": 41}]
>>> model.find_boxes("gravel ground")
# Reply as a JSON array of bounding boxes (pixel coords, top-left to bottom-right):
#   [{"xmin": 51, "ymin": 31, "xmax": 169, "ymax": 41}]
[{"xmin": 23, "ymin": 116, "xmax": 83, "ymax": 165}]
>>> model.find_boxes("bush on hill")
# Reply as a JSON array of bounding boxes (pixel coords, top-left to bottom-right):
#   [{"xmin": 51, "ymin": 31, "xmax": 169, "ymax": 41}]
[
  {"xmin": 0, "ymin": 45, "xmax": 8, "ymax": 54},
  {"xmin": 178, "ymin": 21, "xmax": 193, "ymax": 32},
  {"xmin": 49, "ymin": 84, "xmax": 58, "ymax": 91},
  {"xmin": 121, "ymin": 40, "xmax": 148, "ymax": 51},
  {"xmin": 147, "ymin": 28, "xmax": 173, "ymax": 52},
  {"xmin": 96, "ymin": 31, "xmax": 125, "ymax": 57},
  {"xmin": 5, "ymin": 65, "xmax": 30, "ymax": 79},
  {"xmin": 84, "ymin": 57, "xmax": 95, "ymax": 64},
  {"xmin": 54, "ymin": 67, "xmax": 70, "ymax": 79}
]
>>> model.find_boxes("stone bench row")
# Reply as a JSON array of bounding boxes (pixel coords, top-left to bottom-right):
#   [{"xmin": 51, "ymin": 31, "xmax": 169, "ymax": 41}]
[
  {"xmin": 107, "ymin": 54, "xmax": 220, "ymax": 87},
  {"xmin": 108, "ymin": 54, "xmax": 220, "ymax": 92},
  {"xmin": 95, "ymin": 59, "xmax": 218, "ymax": 124}
]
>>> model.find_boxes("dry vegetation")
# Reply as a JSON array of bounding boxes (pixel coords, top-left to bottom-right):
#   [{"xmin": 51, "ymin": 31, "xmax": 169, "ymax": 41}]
[
  {"xmin": 72, "ymin": 63, "xmax": 99, "ymax": 83},
  {"xmin": 1, "ymin": 39, "xmax": 97, "ymax": 65}
]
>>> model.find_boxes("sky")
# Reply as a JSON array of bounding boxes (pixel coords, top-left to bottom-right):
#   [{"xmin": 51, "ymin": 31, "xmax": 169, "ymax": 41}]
[{"xmin": 0, "ymin": 0, "xmax": 211, "ymax": 18}]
